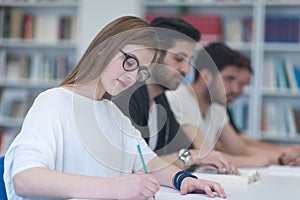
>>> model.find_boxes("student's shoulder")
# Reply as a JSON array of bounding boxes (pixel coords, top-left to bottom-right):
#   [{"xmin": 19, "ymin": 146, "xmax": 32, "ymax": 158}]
[
  {"xmin": 33, "ymin": 87, "xmax": 73, "ymax": 110},
  {"xmin": 37, "ymin": 87, "xmax": 72, "ymax": 101}
]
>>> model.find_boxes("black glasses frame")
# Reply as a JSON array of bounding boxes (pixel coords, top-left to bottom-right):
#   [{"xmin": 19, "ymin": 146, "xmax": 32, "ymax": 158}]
[
  {"xmin": 119, "ymin": 49, "xmax": 140, "ymax": 72},
  {"xmin": 119, "ymin": 49, "xmax": 151, "ymax": 81}
]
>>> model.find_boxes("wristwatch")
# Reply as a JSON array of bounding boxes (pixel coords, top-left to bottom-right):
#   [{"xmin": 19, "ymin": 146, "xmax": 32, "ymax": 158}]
[{"xmin": 178, "ymin": 148, "xmax": 192, "ymax": 169}]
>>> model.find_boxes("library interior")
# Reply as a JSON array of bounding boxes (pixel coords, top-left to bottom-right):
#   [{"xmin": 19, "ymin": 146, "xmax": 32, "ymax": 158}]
[{"xmin": 0, "ymin": 0, "xmax": 300, "ymax": 200}]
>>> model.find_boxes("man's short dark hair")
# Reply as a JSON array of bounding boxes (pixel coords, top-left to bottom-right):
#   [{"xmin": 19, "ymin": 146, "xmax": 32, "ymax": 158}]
[
  {"xmin": 150, "ymin": 17, "xmax": 201, "ymax": 42},
  {"xmin": 194, "ymin": 42, "xmax": 251, "ymax": 81},
  {"xmin": 149, "ymin": 17, "xmax": 201, "ymax": 63}
]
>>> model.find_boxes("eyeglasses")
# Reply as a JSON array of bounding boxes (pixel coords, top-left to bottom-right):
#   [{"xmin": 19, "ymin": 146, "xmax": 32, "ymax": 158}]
[{"xmin": 119, "ymin": 49, "xmax": 151, "ymax": 82}]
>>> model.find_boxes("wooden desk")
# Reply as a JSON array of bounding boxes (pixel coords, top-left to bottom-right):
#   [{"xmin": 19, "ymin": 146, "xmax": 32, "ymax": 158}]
[{"xmin": 156, "ymin": 166, "xmax": 300, "ymax": 200}]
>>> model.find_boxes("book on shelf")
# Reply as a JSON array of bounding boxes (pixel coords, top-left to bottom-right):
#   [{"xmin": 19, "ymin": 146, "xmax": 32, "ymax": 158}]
[
  {"xmin": 263, "ymin": 59, "xmax": 276, "ymax": 91},
  {"xmin": 223, "ymin": 17, "xmax": 243, "ymax": 43},
  {"xmin": 22, "ymin": 14, "xmax": 35, "ymax": 40},
  {"xmin": 193, "ymin": 168, "xmax": 260, "ymax": 186},
  {"xmin": 243, "ymin": 17, "xmax": 255, "ymax": 42},
  {"xmin": 261, "ymin": 104, "xmax": 300, "ymax": 137},
  {"xmin": 0, "ymin": 89, "xmax": 34, "ymax": 121},
  {"xmin": 0, "ymin": 8, "xmax": 4, "ymax": 38},
  {"xmin": 1, "ymin": 53, "xmax": 72, "ymax": 82},
  {"xmin": 265, "ymin": 16, "xmax": 299, "ymax": 43},
  {"xmin": 145, "ymin": 13, "xmax": 223, "ymax": 46},
  {"xmin": 293, "ymin": 66, "xmax": 300, "ymax": 89},
  {"xmin": 223, "ymin": 17, "xmax": 254, "ymax": 43},
  {"xmin": 274, "ymin": 59, "xmax": 288, "ymax": 90},
  {"xmin": 4, "ymin": 54, "xmax": 32, "ymax": 81},
  {"xmin": 285, "ymin": 60, "xmax": 298, "ymax": 91},
  {"xmin": 59, "ymin": 16, "xmax": 77, "ymax": 41},
  {"xmin": 0, "ymin": 7, "xmax": 77, "ymax": 42},
  {"xmin": 145, "ymin": 13, "xmax": 255, "ymax": 46},
  {"xmin": 35, "ymin": 14, "xmax": 60, "ymax": 43},
  {"xmin": 9, "ymin": 9, "xmax": 23, "ymax": 39},
  {"xmin": 263, "ymin": 58, "xmax": 300, "ymax": 91},
  {"xmin": 181, "ymin": 14, "xmax": 222, "ymax": 46}
]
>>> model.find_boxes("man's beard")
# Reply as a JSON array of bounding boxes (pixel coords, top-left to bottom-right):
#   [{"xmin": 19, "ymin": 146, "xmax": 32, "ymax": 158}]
[{"xmin": 150, "ymin": 69, "xmax": 178, "ymax": 91}]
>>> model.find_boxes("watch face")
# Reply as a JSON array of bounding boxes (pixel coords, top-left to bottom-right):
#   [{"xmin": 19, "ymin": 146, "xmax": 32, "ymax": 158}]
[
  {"xmin": 179, "ymin": 149, "xmax": 186, "ymax": 156},
  {"xmin": 178, "ymin": 149, "xmax": 192, "ymax": 168}
]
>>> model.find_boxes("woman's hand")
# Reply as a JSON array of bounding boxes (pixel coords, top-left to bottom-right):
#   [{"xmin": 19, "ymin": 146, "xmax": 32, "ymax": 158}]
[
  {"xmin": 180, "ymin": 177, "xmax": 226, "ymax": 198},
  {"xmin": 113, "ymin": 173, "xmax": 159, "ymax": 200}
]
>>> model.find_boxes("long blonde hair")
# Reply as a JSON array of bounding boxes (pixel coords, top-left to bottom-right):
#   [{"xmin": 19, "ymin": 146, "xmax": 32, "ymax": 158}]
[{"xmin": 60, "ymin": 16, "xmax": 159, "ymax": 86}]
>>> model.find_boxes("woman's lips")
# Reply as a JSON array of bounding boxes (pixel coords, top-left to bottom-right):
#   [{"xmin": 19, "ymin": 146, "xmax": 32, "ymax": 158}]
[{"xmin": 118, "ymin": 79, "xmax": 130, "ymax": 89}]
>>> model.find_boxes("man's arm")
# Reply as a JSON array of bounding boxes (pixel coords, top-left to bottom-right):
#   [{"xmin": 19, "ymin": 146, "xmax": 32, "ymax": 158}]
[
  {"xmin": 218, "ymin": 123, "xmax": 283, "ymax": 165},
  {"xmin": 182, "ymin": 123, "xmax": 271, "ymax": 168},
  {"xmin": 218, "ymin": 123, "xmax": 252, "ymax": 156},
  {"xmin": 180, "ymin": 124, "xmax": 239, "ymax": 174}
]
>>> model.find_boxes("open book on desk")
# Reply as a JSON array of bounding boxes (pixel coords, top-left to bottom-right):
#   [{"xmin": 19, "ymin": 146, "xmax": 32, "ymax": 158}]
[
  {"xmin": 156, "ymin": 186, "xmax": 225, "ymax": 200},
  {"xmin": 193, "ymin": 168, "xmax": 260, "ymax": 186}
]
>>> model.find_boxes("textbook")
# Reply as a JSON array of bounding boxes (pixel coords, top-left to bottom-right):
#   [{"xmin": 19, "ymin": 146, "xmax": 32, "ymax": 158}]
[{"xmin": 193, "ymin": 168, "xmax": 260, "ymax": 186}]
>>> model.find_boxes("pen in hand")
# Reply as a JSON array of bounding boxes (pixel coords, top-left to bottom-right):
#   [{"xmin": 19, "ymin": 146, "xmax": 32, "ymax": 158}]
[
  {"xmin": 137, "ymin": 144, "xmax": 148, "ymax": 173},
  {"xmin": 137, "ymin": 144, "xmax": 156, "ymax": 200}
]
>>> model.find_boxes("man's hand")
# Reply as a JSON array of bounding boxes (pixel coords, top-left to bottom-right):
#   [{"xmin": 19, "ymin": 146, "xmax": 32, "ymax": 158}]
[{"xmin": 191, "ymin": 150, "xmax": 240, "ymax": 175}]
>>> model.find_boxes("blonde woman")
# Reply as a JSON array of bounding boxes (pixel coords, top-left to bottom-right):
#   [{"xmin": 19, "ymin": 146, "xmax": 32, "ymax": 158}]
[{"xmin": 4, "ymin": 16, "xmax": 226, "ymax": 200}]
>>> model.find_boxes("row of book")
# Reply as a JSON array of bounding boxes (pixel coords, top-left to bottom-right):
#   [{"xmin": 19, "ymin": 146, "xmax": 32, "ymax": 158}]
[
  {"xmin": 261, "ymin": 104, "xmax": 300, "ymax": 137},
  {"xmin": 0, "ymin": 52, "xmax": 74, "ymax": 82},
  {"xmin": 0, "ymin": 8, "xmax": 77, "ymax": 42},
  {"xmin": 145, "ymin": 14, "xmax": 254, "ymax": 46},
  {"xmin": 147, "ymin": 0, "xmax": 255, "ymax": 2},
  {"xmin": 0, "ymin": 89, "xmax": 39, "ymax": 123},
  {"xmin": 147, "ymin": 0, "xmax": 300, "ymax": 3},
  {"xmin": 230, "ymin": 99, "xmax": 300, "ymax": 138},
  {"xmin": 263, "ymin": 59, "xmax": 300, "ymax": 91},
  {"xmin": 146, "ymin": 14, "xmax": 300, "ymax": 45},
  {"xmin": 265, "ymin": 16, "xmax": 299, "ymax": 43}
]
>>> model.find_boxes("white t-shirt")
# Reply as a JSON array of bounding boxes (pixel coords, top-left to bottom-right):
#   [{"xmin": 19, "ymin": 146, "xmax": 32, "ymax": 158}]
[
  {"xmin": 166, "ymin": 85, "xmax": 228, "ymax": 150},
  {"xmin": 4, "ymin": 88, "xmax": 156, "ymax": 200}
]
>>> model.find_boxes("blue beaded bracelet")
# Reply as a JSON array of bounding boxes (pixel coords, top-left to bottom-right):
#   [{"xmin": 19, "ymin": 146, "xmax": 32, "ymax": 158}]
[{"xmin": 173, "ymin": 171, "xmax": 198, "ymax": 190}]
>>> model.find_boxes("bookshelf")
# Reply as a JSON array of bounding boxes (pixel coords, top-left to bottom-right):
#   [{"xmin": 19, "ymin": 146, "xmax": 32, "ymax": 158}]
[
  {"xmin": 143, "ymin": 0, "xmax": 300, "ymax": 144},
  {"xmin": 0, "ymin": 0, "xmax": 78, "ymax": 149},
  {"xmin": 259, "ymin": 1, "xmax": 300, "ymax": 143}
]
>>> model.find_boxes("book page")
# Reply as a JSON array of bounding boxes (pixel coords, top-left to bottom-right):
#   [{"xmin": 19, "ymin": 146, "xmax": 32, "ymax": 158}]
[{"xmin": 156, "ymin": 186, "xmax": 225, "ymax": 200}]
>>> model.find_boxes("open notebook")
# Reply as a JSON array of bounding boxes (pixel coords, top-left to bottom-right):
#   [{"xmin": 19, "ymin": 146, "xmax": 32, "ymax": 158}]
[{"xmin": 193, "ymin": 168, "xmax": 261, "ymax": 186}]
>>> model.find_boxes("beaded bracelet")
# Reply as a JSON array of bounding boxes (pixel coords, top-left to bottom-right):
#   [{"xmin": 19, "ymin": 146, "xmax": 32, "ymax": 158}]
[{"xmin": 173, "ymin": 171, "xmax": 198, "ymax": 190}]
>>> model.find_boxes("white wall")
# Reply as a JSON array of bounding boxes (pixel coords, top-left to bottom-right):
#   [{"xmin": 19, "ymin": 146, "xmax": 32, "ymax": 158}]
[{"xmin": 77, "ymin": 0, "xmax": 142, "ymax": 58}]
